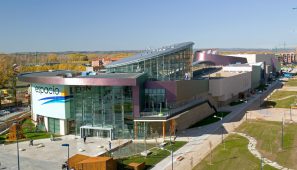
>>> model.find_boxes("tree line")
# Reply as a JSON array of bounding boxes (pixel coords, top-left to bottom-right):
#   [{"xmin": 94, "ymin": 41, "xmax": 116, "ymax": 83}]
[{"xmin": 0, "ymin": 52, "xmax": 134, "ymax": 88}]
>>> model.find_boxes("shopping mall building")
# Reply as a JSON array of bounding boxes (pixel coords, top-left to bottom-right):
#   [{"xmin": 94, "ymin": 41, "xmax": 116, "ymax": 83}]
[
  {"xmin": 18, "ymin": 42, "xmax": 220, "ymax": 140},
  {"xmin": 19, "ymin": 42, "xmax": 282, "ymax": 140}
]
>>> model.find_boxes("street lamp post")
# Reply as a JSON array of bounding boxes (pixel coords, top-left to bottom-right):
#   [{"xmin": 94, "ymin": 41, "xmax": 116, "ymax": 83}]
[
  {"xmin": 259, "ymin": 93, "xmax": 262, "ymax": 108},
  {"xmin": 169, "ymin": 129, "xmax": 173, "ymax": 170},
  {"xmin": 281, "ymin": 117, "xmax": 284, "ymax": 150},
  {"xmin": 214, "ymin": 115, "xmax": 225, "ymax": 149},
  {"xmin": 61, "ymin": 144, "xmax": 70, "ymax": 170},
  {"xmin": 13, "ymin": 122, "xmax": 20, "ymax": 170},
  {"xmin": 160, "ymin": 146, "xmax": 173, "ymax": 170},
  {"xmin": 260, "ymin": 156, "xmax": 263, "ymax": 170},
  {"xmin": 290, "ymin": 104, "xmax": 293, "ymax": 121}
]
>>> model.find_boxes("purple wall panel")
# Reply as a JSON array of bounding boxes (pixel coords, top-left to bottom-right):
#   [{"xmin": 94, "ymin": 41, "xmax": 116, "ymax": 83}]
[
  {"xmin": 194, "ymin": 53, "xmax": 247, "ymax": 66},
  {"xmin": 132, "ymin": 86, "xmax": 140, "ymax": 118},
  {"xmin": 18, "ymin": 77, "xmax": 137, "ymax": 86},
  {"xmin": 144, "ymin": 81, "xmax": 177, "ymax": 103}
]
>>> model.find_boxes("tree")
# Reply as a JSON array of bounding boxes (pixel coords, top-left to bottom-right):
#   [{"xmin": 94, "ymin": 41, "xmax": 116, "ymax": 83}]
[
  {"xmin": 47, "ymin": 54, "xmax": 58, "ymax": 63},
  {"xmin": 0, "ymin": 55, "xmax": 13, "ymax": 88}
]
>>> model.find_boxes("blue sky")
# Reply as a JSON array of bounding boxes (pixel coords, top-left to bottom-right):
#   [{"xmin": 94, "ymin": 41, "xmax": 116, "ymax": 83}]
[{"xmin": 1, "ymin": 0, "xmax": 297, "ymax": 52}]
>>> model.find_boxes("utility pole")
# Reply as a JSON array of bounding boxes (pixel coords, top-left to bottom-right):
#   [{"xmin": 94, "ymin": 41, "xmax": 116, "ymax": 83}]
[{"xmin": 282, "ymin": 117, "xmax": 284, "ymax": 150}]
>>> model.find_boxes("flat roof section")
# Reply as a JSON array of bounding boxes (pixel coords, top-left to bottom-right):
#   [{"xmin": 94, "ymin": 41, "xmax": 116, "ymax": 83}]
[
  {"xmin": 18, "ymin": 70, "xmax": 146, "ymax": 86},
  {"xmin": 106, "ymin": 42, "xmax": 194, "ymax": 68},
  {"xmin": 206, "ymin": 70, "xmax": 251, "ymax": 78}
]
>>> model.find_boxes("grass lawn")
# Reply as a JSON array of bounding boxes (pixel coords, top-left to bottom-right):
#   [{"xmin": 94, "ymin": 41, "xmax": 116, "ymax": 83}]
[
  {"xmin": 286, "ymin": 79, "xmax": 297, "ymax": 86},
  {"xmin": 119, "ymin": 141, "xmax": 187, "ymax": 169},
  {"xmin": 189, "ymin": 112, "xmax": 230, "ymax": 128},
  {"xmin": 0, "ymin": 134, "xmax": 6, "ymax": 144},
  {"xmin": 0, "ymin": 118, "xmax": 51, "ymax": 144},
  {"xmin": 193, "ymin": 134, "xmax": 276, "ymax": 170},
  {"xmin": 269, "ymin": 91, "xmax": 297, "ymax": 100},
  {"xmin": 237, "ymin": 120, "xmax": 297, "ymax": 169},
  {"xmin": 263, "ymin": 96, "xmax": 296, "ymax": 108}
]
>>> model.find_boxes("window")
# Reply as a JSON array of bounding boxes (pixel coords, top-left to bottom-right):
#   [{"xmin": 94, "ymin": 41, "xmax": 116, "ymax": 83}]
[
  {"xmin": 144, "ymin": 88, "xmax": 166, "ymax": 111},
  {"xmin": 48, "ymin": 117, "xmax": 60, "ymax": 134}
]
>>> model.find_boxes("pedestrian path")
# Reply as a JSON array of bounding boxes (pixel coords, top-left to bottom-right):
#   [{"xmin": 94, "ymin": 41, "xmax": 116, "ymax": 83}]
[
  {"xmin": 269, "ymin": 95, "xmax": 297, "ymax": 101},
  {"xmin": 232, "ymin": 132, "xmax": 290, "ymax": 170},
  {"xmin": 152, "ymin": 80, "xmax": 281, "ymax": 170}
]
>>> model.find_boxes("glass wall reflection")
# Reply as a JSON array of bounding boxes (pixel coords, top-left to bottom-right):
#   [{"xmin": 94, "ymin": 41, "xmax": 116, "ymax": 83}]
[
  {"xmin": 69, "ymin": 86, "xmax": 134, "ymax": 139},
  {"xmin": 107, "ymin": 47, "xmax": 193, "ymax": 80}
]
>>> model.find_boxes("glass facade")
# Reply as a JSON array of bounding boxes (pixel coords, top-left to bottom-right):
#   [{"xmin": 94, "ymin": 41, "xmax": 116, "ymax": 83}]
[
  {"xmin": 48, "ymin": 117, "xmax": 60, "ymax": 134},
  {"xmin": 107, "ymin": 47, "xmax": 193, "ymax": 80},
  {"xmin": 69, "ymin": 86, "xmax": 134, "ymax": 139},
  {"xmin": 144, "ymin": 88, "xmax": 166, "ymax": 111}
]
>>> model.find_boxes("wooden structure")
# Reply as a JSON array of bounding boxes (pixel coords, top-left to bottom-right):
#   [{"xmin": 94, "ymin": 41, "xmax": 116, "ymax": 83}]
[
  {"xmin": 68, "ymin": 154, "xmax": 116, "ymax": 170},
  {"xmin": 68, "ymin": 154, "xmax": 90, "ymax": 169},
  {"xmin": 127, "ymin": 162, "xmax": 145, "ymax": 170},
  {"xmin": 8, "ymin": 123, "xmax": 25, "ymax": 141},
  {"xmin": 75, "ymin": 157, "xmax": 116, "ymax": 170}
]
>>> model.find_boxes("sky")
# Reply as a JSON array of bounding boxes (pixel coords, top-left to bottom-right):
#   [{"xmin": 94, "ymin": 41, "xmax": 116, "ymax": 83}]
[{"xmin": 1, "ymin": 0, "xmax": 297, "ymax": 53}]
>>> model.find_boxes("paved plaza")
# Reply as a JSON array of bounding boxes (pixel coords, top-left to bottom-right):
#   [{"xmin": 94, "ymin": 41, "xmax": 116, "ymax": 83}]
[{"xmin": 0, "ymin": 135, "xmax": 129, "ymax": 170}]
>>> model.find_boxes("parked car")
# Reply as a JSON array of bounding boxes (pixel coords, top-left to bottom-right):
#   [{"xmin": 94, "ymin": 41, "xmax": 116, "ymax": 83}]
[{"xmin": 0, "ymin": 110, "xmax": 5, "ymax": 116}]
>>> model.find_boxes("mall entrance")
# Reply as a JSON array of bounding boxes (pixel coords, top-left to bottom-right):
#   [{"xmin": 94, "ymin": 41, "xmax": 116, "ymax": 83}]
[{"xmin": 80, "ymin": 126, "xmax": 113, "ymax": 140}]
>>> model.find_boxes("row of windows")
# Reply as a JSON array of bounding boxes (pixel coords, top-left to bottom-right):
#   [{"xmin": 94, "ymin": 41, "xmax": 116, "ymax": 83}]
[
  {"xmin": 144, "ymin": 88, "xmax": 165, "ymax": 94},
  {"xmin": 107, "ymin": 47, "xmax": 193, "ymax": 81}
]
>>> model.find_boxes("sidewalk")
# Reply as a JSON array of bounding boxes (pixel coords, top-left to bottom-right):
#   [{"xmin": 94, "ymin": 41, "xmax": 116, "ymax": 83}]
[{"xmin": 152, "ymin": 80, "xmax": 281, "ymax": 170}]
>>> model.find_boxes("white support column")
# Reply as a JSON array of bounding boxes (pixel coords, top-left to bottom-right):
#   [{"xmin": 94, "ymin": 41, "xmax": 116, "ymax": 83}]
[
  {"xmin": 44, "ymin": 117, "xmax": 49, "ymax": 132},
  {"xmin": 60, "ymin": 119, "xmax": 67, "ymax": 135}
]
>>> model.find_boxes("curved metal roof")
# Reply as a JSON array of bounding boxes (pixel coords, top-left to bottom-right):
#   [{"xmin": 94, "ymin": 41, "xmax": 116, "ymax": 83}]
[
  {"xmin": 18, "ymin": 70, "xmax": 146, "ymax": 86},
  {"xmin": 106, "ymin": 42, "xmax": 194, "ymax": 68}
]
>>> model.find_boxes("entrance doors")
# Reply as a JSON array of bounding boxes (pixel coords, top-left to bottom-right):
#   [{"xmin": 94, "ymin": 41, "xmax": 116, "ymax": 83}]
[
  {"xmin": 80, "ymin": 126, "xmax": 112, "ymax": 140},
  {"xmin": 48, "ymin": 118, "xmax": 60, "ymax": 134}
]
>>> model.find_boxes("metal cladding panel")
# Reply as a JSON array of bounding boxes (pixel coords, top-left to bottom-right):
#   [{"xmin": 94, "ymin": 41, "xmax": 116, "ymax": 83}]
[
  {"xmin": 144, "ymin": 81, "xmax": 177, "ymax": 103},
  {"xmin": 193, "ymin": 53, "xmax": 247, "ymax": 66},
  {"xmin": 19, "ymin": 76, "xmax": 137, "ymax": 86},
  {"xmin": 132, "ymin": 86, "xmax": 140, "ymax": 118}
]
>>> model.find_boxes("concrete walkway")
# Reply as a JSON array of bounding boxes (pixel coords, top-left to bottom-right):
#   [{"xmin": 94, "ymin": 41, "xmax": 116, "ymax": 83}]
[
  {"xmin": 152, "ymin": 80, "xmax": 281, "ymax": 170},
  {"xmin": 269, "ymin": 95, "xmax": 297, "ymax": 101},
  {"xmin": 282, "ymin": 86, "xmax": 297, "ymax": 91},
  {"xmin": 247, "ymin": 108, "xmax": 297, "ymax": 122}
]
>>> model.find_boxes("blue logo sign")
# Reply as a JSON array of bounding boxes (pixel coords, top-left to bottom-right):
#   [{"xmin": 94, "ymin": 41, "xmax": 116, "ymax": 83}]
[{"xmin": 38, "ymin": 95, "xmax": 73, "ymax": 105}]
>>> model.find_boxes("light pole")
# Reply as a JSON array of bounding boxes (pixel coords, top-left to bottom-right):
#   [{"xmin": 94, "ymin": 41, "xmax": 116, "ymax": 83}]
[
  {"xmin": 259, "ymin": 93, "xmax": 262, "ymax": 108},
  {"xmin": 260, "ymin": 156, "xmax": 263, "ymax": 170},
  {"xmin": 169, "ymin": 129, "xmax": 173, "ymax": 170},
  {"xmin": 290, "ymin": 104, "xmax": 293, "ymax": 121},
  {"xmin": 214, "ymin": 115, "xmax": 225, "ymax": 149},
  {"xmin": 61, "ymin": 144, "xmax": 70, "ymax": 170},
  {"xmin": 13, "ymin": 122, "xmax": 20, "ymax": 170},
  {"xmin": 160, "ymin": 146, "xmax": 173, "ymax": 170},
  {"xmin": 281, "ymin": 117, "xmax": 284, "ymax": 150}
]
